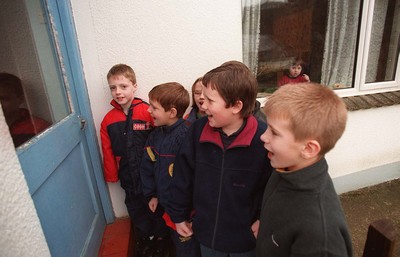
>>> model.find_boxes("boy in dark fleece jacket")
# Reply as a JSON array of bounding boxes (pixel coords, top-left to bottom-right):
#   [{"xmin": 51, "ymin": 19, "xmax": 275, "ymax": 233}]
[
  {"xmin": 168, "ymin": 61, "xmax": 273, "ymax": 257},
  {"xmin": 256, "ymin": 83, "xmax": 352, "ymax": 257}
]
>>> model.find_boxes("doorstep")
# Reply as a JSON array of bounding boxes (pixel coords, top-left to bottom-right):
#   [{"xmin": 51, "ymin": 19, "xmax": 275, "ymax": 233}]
[{"xmin": 98, "ymin": 217, "xmax": 134, "ymax": 257}]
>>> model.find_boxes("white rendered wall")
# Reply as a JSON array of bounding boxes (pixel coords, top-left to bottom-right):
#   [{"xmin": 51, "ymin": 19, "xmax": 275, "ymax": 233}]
[
  {"xmin": 0, "ymin": 108, "xmax": 50, "ymax": 257},
  {"xmin": 71, "ymin": 0, "xmax": 243, "ymax": 217},
  {"xmin": 327, "ymin": 104, "xmax": 400, "ymax": 193},
  {"xmin": 71, "ymin": 1, "xmax": 400, "ymax": 217}
]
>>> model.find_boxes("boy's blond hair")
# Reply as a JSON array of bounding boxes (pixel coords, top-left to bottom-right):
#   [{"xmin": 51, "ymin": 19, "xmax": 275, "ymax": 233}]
[
  {"xmin": 148, "ymin": 82, "xmax": 190, "ymax": 118},
  {"xmin": 202, "ymin": 61, "xmax": 257, "ymax": 118},
  {"xmin": 264, "ymin": 83, "xmax": 347, "ymax": 155},
  {"xmin": 107, "ymin": 64, "xmax": 136, "ymax": 84}
]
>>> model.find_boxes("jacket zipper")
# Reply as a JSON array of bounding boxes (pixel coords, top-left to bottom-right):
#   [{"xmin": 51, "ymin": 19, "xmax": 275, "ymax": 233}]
[{"xmin": 211, "ymin": 149, "xmax": 225, "ymax": 248}]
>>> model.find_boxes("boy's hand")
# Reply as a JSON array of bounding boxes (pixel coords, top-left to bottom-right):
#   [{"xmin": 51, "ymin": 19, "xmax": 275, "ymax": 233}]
[
  {"xmin": 148, "ymin": 197, "xmax": 158, "ymax": 212},
  {"xmin": 251, "ymin": 220, "xmax": 260, "ymax": 239},
  {"xmin": 303, "ymin": 74, "xmax": 310, "ymax": 82},
  {"xmin": 175, "ymin": 221, "xmax": 193, "ymax": 237}
]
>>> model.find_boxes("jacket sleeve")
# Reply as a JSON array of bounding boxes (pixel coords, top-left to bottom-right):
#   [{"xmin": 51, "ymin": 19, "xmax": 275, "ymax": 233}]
[
  {"xmin": 167, "ymin": 125, "xmax": 195, "ymax": 223},
  {"xmin": 140, "ymin": 134, "xmax": 157, "ymax": 199},
  {"xmin": 100, "ymin": 118, "xmax": 119, "ymax": 182}
]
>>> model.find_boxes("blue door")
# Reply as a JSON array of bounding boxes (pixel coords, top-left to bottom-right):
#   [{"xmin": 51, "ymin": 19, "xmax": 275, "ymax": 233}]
[{"xmin": 1, "ymin": 0, "xmax": 113, "ymax": 256}]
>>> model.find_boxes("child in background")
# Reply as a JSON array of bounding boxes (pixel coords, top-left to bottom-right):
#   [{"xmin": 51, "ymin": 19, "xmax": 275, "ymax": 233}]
[
  {"xmin": 277, "ymin": 57, "xmax": 310, "ymax": 87},
  {"xmin": 256, "ymin": 83, "xmax": 352, "ymax": 257},
  {"xmin": 185, "ymin": 77, "xmax": 207, "ymax": 123},
  {"xmin": 0, "ymin": 72, "xmax": 50, "ymax": 147},
  {"xmin": 168, "ymin": 61, "xmax": 273, "ymax": 257},
  {"xmin": 141, "ymin": 82, "xmax": 201, "ymax": 257},
  {"xmin": 99, "ymin": 64, "xmax": 155, "ymax": 256}
]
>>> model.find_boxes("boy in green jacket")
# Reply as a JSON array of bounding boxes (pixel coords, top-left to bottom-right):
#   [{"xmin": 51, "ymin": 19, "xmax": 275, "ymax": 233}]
[{"xmin": 256, "ymin": 83, "xmax": 352, "ymax": 257}]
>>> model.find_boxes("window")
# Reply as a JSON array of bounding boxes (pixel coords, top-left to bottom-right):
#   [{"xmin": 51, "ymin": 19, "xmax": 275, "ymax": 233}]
[
  {"xmin": 0, "ymin": 0, "xmax": 70, "ymax": 148},
  {"xmin": 242, "ymin": 0, "xmax": 400, "ymax": 97}
]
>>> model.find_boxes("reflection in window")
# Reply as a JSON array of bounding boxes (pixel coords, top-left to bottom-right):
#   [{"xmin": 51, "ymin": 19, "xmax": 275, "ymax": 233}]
[
  {"xmin": 0, "ymin": 0, "xmax": 71, "ymax": 147},
  {"xmin": 0, "ymin": 73, "xmax": 50, "ymax": 147},
  {"xmin": 242, "ymin": 0, "xmax": 400, "ymax": 92}
]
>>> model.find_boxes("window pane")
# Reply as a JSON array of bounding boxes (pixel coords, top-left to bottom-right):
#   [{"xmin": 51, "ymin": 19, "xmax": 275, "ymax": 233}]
[
  {"xmin": 0, "ymin": 0, "xmax": 71, "ymax": 148},
  {"xmin": 243, "ymin": 0, "xmax": 362, "ymax": 91},
  {"xmin": 366, "ymin": 0, "xmax": 400, "ymax": 83}
]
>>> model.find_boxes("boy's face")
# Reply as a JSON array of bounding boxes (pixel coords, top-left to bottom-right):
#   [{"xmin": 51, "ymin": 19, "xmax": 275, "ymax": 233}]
[
  {"xmin": 260, "ymin": 116, "xmax": 307, "ymax": 172},
  {"xmin": 202, "ymin": 85, "xmax": 237, "ymax": 130},
  {"xmin": 148, "ymin": 99, "xmax": 175, "ymax": 127},
  {"xmin": 108, "ymin": 75, "xmax": 137, "ymax": 112},
  {"xmin": 289, "ymin": 64, "xmax": 302, "ymax": 78}
]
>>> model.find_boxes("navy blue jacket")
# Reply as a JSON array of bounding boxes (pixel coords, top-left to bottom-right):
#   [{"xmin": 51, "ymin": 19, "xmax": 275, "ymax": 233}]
[
  {"xmin": 168, "ymin": 115, "xmax": 272, "ymax": 253},
  {"xmin": 140, "ymin": 118, "xmax": 192, "ymax": 207}
]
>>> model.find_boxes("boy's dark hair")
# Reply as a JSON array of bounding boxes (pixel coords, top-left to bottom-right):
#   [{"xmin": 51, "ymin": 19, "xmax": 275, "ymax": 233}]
[
  {"xmin": 0, "ymin": 72, "xmax": 24, "ymax": 97},
  {"xmin": 202, "ymin": 61, "xmax": 257, "ymax": 118},
  {"xmin": 148, "ymin": 82, "xmax": 190, "ymax": 118},
  {"xmin": 107, "ymin": 64, "xmax": 136, "ymax": 84}
]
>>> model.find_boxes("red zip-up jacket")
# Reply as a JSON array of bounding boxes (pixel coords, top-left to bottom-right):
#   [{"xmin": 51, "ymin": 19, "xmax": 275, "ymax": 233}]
[{"xmin": 100, "ymin": 98, "xmax": 153, "ymax": 194}]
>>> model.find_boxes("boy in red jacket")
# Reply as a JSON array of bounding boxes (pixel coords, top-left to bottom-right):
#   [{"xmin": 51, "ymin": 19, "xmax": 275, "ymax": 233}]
[{"xmin": 100, "ymin": 64, "xmax": 154, "ymax": 256}]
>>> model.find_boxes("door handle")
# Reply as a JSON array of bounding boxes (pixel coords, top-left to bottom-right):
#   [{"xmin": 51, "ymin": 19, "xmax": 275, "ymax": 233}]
[{"xmin": 79, "ymin": 116, "xmax": 87, "ymax": 130}]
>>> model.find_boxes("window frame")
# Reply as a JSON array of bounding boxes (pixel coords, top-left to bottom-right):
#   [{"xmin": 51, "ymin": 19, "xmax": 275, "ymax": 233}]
[{"xmin": 341, "ymin": 0, "xmax": 400, "ymax": 98}]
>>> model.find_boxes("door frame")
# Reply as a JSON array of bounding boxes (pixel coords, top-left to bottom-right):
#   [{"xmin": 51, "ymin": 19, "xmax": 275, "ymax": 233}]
[
  {"xmin": 53, "ymin": 0, "xmax": 114, "ymax": 223},
  {"xmin": 16, "ymin": 0, "xmax": 114, "ymax": 223}
]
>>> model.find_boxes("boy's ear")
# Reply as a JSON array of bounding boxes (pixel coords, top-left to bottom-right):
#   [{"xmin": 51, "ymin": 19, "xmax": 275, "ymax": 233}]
[
  {"xmin": 232, "ymin": 100, "xmax": 243, "ymax": 114},
  {"xmin": 301, "ymin": 140, "xmax": 321, "ymax": 159},
  {"xmin": 169, "ymin": 107, "xmax": 178, "ymax": 118}
]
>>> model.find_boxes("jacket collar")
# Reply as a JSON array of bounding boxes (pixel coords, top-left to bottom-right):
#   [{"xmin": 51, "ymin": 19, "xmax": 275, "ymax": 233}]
[
  {"xmin": 199, "ymin": 115, "xmax": 258, "ymax": 149},
  {"xmin": 110, "ymin": 97, "xmax": 144, "ymax": 110},
  {"xmin": 159, "ymin": 118, "xmax": 189, "ymax": 133}
]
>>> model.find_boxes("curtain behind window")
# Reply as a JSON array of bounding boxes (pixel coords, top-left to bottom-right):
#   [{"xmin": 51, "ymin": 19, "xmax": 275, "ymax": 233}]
[
  {"xmin": 321, "ymin": 1, "xmax": 360, "ymax": 88},
  {"xmin": 242, "ymin": 0, "xmax": 261, "ymax": 75}
]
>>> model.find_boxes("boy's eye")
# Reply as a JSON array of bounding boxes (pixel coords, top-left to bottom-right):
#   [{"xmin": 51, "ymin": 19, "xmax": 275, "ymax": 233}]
[{"xmin": 109, "ymin": 86, "xmax": 116, "ymax": 90}]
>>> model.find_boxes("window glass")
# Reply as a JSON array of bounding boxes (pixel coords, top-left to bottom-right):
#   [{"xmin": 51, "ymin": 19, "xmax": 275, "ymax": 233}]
[
  {"xmin": 0, "ymin": 0, "xmax": 71, "ymax": 148},
  {"xmin": 366, "ymin": 0, "xmax": 400, "ymax": 83},
  {"xmin": 243, "ymin": 0, "xmax": 399, "ymax": 93}
]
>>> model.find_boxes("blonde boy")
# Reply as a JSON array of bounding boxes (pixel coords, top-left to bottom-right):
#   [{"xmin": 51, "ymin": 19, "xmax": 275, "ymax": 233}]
[
  {"xmin": 256, "ymin": 83, "xmax": 352, "ymax": 257},
  {"xmin": 168, "ymin": 61, "xmax": 273, "ymax": 257}
]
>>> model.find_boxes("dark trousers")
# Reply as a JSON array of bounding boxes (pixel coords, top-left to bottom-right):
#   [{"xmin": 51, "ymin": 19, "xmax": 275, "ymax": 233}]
[
  {"xmin": 125, "ymin": 190, "xmax": 169, "ymax": 238},
  {"xmin": 171, "ymin": 228, "xmax": 202, "ymax": 257}
]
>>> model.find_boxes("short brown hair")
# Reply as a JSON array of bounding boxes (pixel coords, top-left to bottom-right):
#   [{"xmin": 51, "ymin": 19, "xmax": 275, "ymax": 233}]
[
  {"xmin": 148, "ymin": 82, "xmax": 190, "ymax": 118},
  {"xmin": 202, "ymin": 61, "xmax": 257, "ymax": 118},
  {"xmin": 264, "ymin": 83, "xmax": 347, "ymax": 155},
  {"xmin": 107, "ymin": 64, "xmax": 136, "ymax": 84}
]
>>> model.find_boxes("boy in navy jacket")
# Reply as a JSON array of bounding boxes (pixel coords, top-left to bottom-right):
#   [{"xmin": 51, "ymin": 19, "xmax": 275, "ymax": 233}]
[
  {"xmin": 168, "ymin": 61, "xmax": 273, "ymax": 257},
  {"xmin": 141, "ymin": 82, "xmax": 201, "ymax": 257}
]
